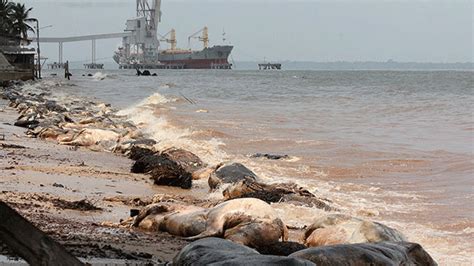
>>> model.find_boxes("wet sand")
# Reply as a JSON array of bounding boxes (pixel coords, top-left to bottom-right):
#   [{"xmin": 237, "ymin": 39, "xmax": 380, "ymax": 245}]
[{"xmin": 0, "ymin": 97, "xmax": 189, "ymax": 263}]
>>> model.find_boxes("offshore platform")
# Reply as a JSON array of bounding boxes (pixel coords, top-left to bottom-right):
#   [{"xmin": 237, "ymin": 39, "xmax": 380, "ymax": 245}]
[{"xmin": 114, "ymin": 0, "xmax": 233, "ymax": 69}]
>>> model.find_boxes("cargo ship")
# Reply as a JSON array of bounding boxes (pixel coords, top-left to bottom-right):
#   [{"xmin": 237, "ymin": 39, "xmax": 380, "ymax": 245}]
[
  {"xmin": 157, "ymin": 45, "xmax": 233, "ymax": 69},
  {"xmin": 114, "ymin": 45, "xmax": 233, "ymax": 70},
  {"xmin": 113, "ymin": 1, "xmax": 233, "ymax": 70}
]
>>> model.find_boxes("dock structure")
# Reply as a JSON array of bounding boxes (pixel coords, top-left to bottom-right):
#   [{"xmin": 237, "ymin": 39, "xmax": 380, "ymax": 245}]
[
  {"xmin": 32, "ymin": 32, "xmax": 132, "ymax": 67},
  {"xmin": 258, "ymin": 63, "xmax": 282, "ymax": 70},
  {"xmin": 47, "ymin": 62, "xmax": 65, "ymax": 69},
  {"xmin": 211, "ymin": 63, "xmax": 233, "ymax": 69},
  {"xmin": 84, "ymin": 63, "xmax": 104, "ymax": 69}
]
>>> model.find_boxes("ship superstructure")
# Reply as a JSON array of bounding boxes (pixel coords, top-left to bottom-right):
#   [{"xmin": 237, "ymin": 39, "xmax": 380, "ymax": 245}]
[{"xmin": 114, "ymin": 0, "xmax": 233, "ymax": 69}]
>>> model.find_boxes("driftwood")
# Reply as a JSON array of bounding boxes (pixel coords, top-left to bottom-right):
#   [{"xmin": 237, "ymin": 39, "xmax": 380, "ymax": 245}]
[
  {"xmin": 0, "ymin": 142, "xmax": 26, "ymax": 149},
  {"xmin": 0, "ymin": 201, "xmax": 84, "ymax": 266}
]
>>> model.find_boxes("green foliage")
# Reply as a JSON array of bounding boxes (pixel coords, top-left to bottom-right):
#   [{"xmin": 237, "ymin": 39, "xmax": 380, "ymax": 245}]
[
  {"xmin": 0, "ymin": 0, "xmax": 14, "ymax": 36},
  {"xmin": 0, "ymin": 0, "xmax": 34, "ymax": 40}
]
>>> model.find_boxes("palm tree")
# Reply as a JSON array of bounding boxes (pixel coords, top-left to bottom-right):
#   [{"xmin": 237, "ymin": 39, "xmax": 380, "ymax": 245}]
[
  {"xmin": 0, "ymin": 0, "xmax": 14, "ymax": 35},
  {"xmin": 9, "ymin": 3, "xmax": 35, "ymax": 40}
]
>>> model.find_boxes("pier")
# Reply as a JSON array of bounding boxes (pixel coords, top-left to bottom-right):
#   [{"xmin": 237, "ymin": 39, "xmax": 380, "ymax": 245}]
[
  {"xmin": 211, "ymin": 63, "xmax": 232, "ymax": 69},
  {"xmin": 33, "ymin": 32, "xmax": 131, "ymax": 67},
  {"xmin": 47, "ymin": 62, "xmax": 65, "ymax": 69},
  {"xmin": 84, "ymin": 63, "xmax": 104, "ymax": 69},
  {"xmin": 258, "ymin": 63, "xmax": 282, "ymax": 70}
]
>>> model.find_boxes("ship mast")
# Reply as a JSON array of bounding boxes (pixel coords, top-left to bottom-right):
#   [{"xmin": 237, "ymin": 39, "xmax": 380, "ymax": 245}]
[
  {"xmin": 159, "ymin": 29, "xmax": 177, "ymax": 50},
  {"xmin": 188, "ymin": 26, "xmax": 209, "ymax": 50},
  {"xmin": 169, "ymin": 29, "xmax": 177, "ymax": 50},
  {"xmin": 202, "ymin": 27, "xmax": 209, "ymax": 49}
]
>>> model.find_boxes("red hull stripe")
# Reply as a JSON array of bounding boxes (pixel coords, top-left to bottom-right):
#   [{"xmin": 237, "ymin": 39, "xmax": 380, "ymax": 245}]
[{"xmin": 160, "ymin": 59, "xmax": 230, "ymax": 69}]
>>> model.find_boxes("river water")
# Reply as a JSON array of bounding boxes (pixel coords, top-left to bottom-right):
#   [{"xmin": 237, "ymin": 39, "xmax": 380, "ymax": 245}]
[{"xmin": 45, "ymin": 69, "xmax": 473, "ymax": 264}]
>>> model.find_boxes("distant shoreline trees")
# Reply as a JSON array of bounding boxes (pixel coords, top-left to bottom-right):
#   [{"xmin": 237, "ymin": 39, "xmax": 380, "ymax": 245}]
[{"xmin": 0, "ymin": 0, "xmax": 34, "ymax": 42}]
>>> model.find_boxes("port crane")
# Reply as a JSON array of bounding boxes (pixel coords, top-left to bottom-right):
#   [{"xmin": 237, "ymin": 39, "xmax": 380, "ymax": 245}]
[
  {"xmin": 136, "ymin": 0, "xmax": 161, "ymax": 33},
  {"xmin": 188, "ymin": 27, "xmax": 209, "ymax": 50},
  {"xmin": 158, "ymin": 29, "xmax": 177, "ymax": 50}
]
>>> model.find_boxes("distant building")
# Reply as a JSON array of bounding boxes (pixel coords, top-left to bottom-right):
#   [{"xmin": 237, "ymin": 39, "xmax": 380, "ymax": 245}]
[{"xmin": 0, "ymin": 35, "xmax": 36, "ymax": 83}]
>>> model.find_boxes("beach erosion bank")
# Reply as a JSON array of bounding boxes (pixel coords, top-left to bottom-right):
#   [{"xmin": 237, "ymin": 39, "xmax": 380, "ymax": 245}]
[{"xmin": 0, "ymin": 78, "xmax": 471, "ymax": 265}]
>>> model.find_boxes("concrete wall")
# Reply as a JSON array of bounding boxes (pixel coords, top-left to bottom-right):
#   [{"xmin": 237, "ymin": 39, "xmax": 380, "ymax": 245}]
[
  {"xmin": 0, "ymin": 52, "xmax": 35, "ymax": 82},
  {"xmin": 0, "ymin": 70, "xmax": 34, "ymax": 82}
]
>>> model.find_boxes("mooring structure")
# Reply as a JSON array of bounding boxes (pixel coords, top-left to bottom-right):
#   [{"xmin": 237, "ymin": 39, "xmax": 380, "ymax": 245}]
[{"xmin": 258, "ymin": 63, "xmax": 282, "ymax": 70}]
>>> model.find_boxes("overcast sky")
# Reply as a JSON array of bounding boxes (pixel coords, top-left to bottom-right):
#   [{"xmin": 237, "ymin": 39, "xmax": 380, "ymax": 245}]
[{"xmin": 18, "ymin": 0, "xmax": 474, "ymax": 63}]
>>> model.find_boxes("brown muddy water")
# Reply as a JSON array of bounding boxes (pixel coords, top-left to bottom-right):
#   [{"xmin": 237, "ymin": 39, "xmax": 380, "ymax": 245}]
[{"xmin": 42, "ymin": 69, "xmax": 473, "ymax": 264}]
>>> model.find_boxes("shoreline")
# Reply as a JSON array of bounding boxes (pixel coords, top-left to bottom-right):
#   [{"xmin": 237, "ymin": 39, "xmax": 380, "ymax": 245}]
[
  {"xmin": 0, "ymin": 83, "xmax": 190, "ymax": 263},
  {"xmin": 0, "ymin": 79, "xmax": 469, "ymax": 265},
  {"xmin": 0, "ymin": 80, "xmax": 312, "ymax": 263}
]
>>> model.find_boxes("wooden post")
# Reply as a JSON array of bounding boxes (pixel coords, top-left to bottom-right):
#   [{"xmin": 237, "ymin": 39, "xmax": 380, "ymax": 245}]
[
  {"xmin": 59, "ymin": 42, "xmax": 63, "ymax": 65},
  {"xmin": 0, "ymin": 202, "xmax": 84, "ymax": 266}
]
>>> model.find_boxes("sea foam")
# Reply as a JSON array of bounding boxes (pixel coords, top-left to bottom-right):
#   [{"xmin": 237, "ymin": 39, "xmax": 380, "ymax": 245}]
[{"xmin": 117, "ymin": 92, "xmax": 228, "ymax": 165}]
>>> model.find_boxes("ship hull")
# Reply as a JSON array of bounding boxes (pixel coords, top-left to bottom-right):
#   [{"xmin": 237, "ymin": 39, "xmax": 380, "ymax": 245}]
[
  {"xmin": 158, "ymin": 58, "xmax": 231, "ymax": 69},
  {"xmin": 158, "ymin": 45, "xmax": 233, "ymax": 69}
]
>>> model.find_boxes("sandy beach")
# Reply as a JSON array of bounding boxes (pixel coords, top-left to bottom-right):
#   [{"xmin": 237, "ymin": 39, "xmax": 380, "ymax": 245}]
[
  {"xmin": 0, "ymin": 93, "xmax": 192, "ymax": 264},
  {"xmin": 0, "ymin": 81, "xmax": 315, "ymax": 264}
]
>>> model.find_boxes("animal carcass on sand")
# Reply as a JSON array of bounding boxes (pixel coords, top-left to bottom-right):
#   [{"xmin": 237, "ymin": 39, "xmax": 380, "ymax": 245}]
[
  {"xmin": 173, "ymin": 238, "xmax": 315, "ymax": 266},
  {"xmin": 223, "ymin": 178, "xmax": 334, "ymax": 210},
  {"xmin": 303, "ymin": 214, "xmax": 406, "ymax": 247},
  {"xmin": 59, "ymin": 128, "xmax": 120, "ymax": 148},
  {"xmin": 290, "ymin": 242, "xmax": 437, "ymax": 266},
  {"xmin": 208, "ymin": 162, "xmax": 258, "ymax": 190},
  {"xmin": 130, "ymin": 148, "xmax": 193, "ymax": 189},
  {"xmin": 186, "ymin": 198, "xmax": 288, "ymax": 249},
  {"xmin": 132, "ymin": 202, "xmax": 207, "ymax": 237},
  {"xmin": 133, "ymin": 198, "xmax": 288, "ymax": 250}
]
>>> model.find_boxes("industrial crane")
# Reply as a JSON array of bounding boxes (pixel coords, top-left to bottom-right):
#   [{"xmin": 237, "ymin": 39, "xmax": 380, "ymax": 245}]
[
  {"xmin": 188, "ymin": 27, "xmax": 209, "ymax": 50},
  {"xmin": 158, "ymin": 29, "xmax": 177, "ymax": 50}
]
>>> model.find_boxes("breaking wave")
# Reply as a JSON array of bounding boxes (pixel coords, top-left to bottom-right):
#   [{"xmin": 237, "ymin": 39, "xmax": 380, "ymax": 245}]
[
  {"xmin": 116, "ymin": 90, "xmax": 474, "ymax": 265},
  {"xmin": 92, "ymin": 72, "xmax": 107, "ymax": 81},
  {"xmin": 117, "ymin": 92, "xmax": 229, "ymax": 165}
]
